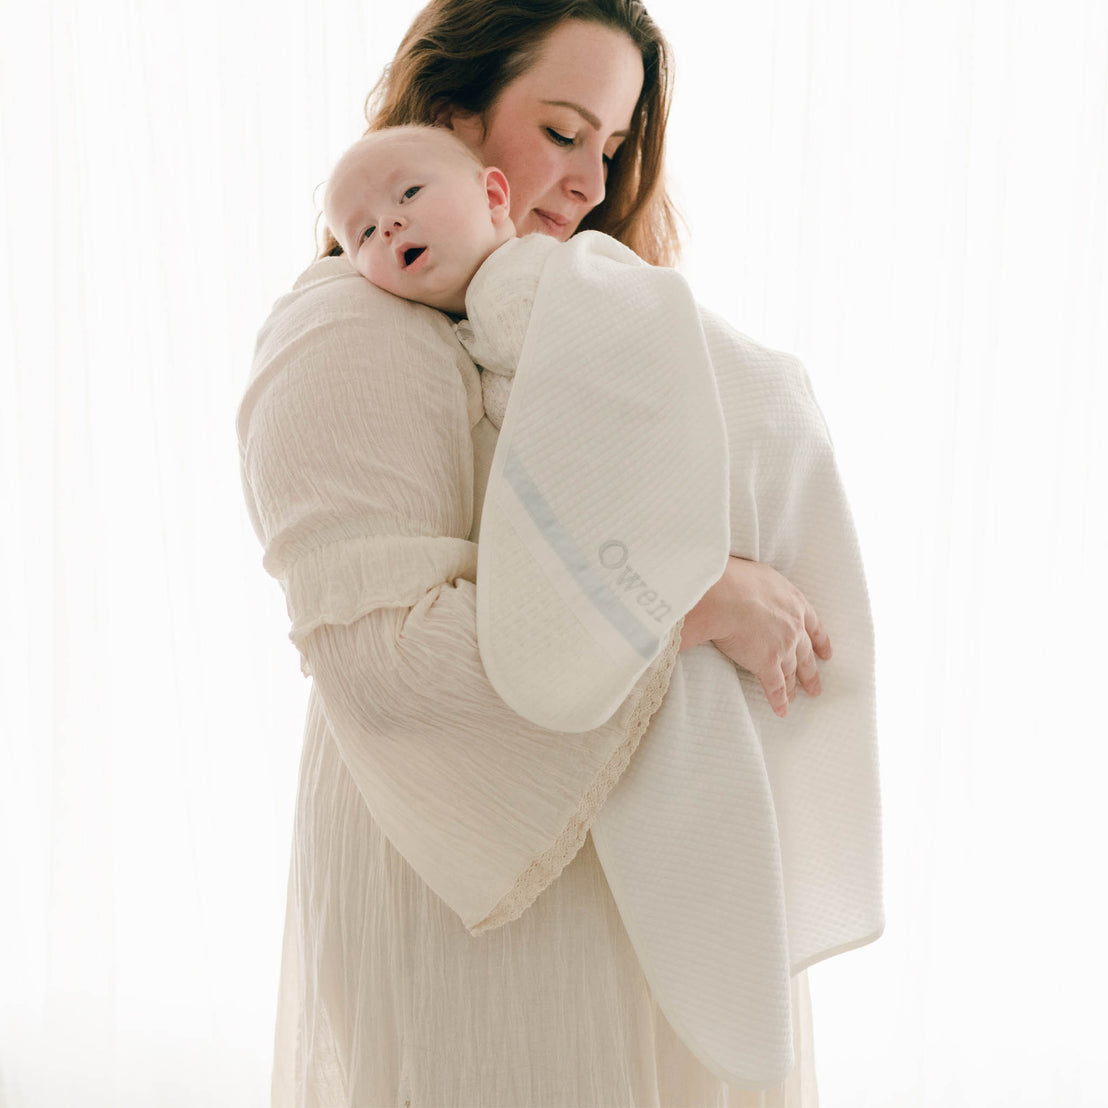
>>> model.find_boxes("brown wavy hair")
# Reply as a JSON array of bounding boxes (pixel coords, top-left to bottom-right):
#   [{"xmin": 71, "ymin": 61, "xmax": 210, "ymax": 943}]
[{"xmin": 316, "ymin": 0, "xmax": 682, "ymax": 266}]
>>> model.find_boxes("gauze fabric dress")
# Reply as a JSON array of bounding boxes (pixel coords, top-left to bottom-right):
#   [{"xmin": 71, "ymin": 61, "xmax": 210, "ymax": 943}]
[{"xmin": 236, "ymin": 254, "xmax": 819, "ymax": 1108}]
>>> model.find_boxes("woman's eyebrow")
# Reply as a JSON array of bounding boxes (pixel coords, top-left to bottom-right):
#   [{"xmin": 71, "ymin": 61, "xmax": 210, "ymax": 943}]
[{"xmin": 540, "ymin": 99, "xmax": 629, "ymax": 138}]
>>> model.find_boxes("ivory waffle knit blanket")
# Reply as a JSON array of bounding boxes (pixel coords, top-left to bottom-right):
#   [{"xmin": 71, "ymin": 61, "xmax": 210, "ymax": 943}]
[{"xmin": 455, "ymin": 232, "xmax": 884, "ymax": 1089}]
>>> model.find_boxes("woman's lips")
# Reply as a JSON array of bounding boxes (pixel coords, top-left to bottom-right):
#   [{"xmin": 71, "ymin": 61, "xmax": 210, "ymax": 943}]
[{"xmin": 533, "ymin": 209, "xmax": 570, "ymax": 236}]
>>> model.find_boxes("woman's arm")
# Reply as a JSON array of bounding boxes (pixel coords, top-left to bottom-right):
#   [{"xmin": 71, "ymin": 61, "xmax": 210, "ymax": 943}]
[
  {"xmin": 679, "ymin": 555, "xmax": 832, "ymax": 719},
  {"xmin": 456, "ymin": 232, "xmax": 833, "ymax": 724},
  {"xmin": 237, "ymin": 261, "xmax": 682, "ymax": 935}
]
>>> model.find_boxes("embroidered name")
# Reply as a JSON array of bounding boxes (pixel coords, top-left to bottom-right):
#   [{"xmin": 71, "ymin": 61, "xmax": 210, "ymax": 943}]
[{"xmin": 597, "ymin": 540, "xmax": 672, "ymax": 624}]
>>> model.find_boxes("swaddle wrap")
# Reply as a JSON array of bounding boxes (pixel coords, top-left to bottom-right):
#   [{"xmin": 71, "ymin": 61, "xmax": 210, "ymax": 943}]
[
  {"xmin": 455, "ymin": 232, "xmax": 884, "ymax": 1089},
  {"xmin": 459, "ymin": 233, "xmax": 732, "ymax": 732}
]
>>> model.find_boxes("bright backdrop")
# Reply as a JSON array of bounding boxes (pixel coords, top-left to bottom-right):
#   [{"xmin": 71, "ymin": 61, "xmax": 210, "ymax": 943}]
[{"xmin": 1, "ymin": 1, "xmax": 1105, "ymax": 1105}]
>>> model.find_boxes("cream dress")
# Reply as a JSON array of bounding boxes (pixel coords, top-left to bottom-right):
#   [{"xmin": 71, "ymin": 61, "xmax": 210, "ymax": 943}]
[{"xmin": 237, "ymin": 255, "xmax": 819, "ymax": 1108}]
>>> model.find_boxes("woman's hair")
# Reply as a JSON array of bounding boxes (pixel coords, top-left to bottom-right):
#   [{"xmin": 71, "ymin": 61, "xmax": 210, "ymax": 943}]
[{"xmin": 316, "ymin": 0, "xmax": 682, "ymax": 266}]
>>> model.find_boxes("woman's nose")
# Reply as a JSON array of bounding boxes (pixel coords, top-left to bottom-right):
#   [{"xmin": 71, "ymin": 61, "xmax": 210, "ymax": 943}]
[{"xmin": 566, "ymin": 151, "xmax": 606, "ymax": 209}]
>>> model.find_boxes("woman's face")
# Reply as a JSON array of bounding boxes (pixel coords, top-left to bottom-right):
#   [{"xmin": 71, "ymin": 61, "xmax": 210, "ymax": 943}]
[{"xmin": 449, "ymin": 20, "xmax": 645, "ymax": 240}]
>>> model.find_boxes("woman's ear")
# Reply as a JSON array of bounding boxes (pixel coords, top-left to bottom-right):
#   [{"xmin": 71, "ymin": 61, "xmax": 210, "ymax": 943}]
[{"xmin": 482, "ymin": 167, "xmax": 511, "ymax": 224}]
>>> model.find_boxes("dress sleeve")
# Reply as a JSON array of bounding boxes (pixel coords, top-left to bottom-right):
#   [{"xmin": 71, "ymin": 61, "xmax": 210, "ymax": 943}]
[{"xmin": 236, "ymin": 260, "xmax": 683, "ymax": 935}]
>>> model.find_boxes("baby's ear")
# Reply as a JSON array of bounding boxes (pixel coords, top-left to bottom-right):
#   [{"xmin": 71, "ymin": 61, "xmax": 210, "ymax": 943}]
[{"xmin": 483, "ymin": 167, "xmax": 511, "ymax": 224}]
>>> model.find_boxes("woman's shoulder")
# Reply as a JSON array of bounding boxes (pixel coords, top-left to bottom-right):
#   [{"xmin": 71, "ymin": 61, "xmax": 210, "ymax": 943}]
[
  {"xmin": 255, "ymin": 255, "xmax": 457, "ymax": 366},
  {"xmin": 239, "ymin": 255, "xmax": 483, "ymax": 437},
  {"xmin": 696, "ymin": 306, "xmax": 807, "ymax": 374}
]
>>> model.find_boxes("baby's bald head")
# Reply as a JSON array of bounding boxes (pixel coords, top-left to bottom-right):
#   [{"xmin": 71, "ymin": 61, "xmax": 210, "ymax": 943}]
[
  {"xmin": 321, "ymin": 124, "xmax": 514, "ymax": 315},
  {"xmin": 324, "ymin": 126, "xmax": 486, "ymax": 254}
]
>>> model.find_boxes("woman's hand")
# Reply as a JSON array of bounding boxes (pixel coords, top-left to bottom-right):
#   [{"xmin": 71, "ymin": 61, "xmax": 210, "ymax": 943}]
[{"xmin": 679, "ymin": 556, "xmax": 832, "ymax": 718}]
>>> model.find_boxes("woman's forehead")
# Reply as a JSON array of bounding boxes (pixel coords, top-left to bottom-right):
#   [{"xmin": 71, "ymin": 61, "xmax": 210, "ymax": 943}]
[{"xmin": 500, "ymin": 21, "xmax": 643, "ymax": 131}]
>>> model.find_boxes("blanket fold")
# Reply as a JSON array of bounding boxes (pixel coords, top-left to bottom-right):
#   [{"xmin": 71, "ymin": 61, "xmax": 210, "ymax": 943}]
[
  {"xmin": 462, "ymin": 234, "xmax": 732, "ymax": 734},
  {"xmin": 458, "ymin": 231, "xmax": 883, "ymax": 1089}
]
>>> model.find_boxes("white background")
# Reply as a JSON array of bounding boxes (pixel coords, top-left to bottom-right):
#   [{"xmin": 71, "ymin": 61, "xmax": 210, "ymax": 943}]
[{"xmin": 1, "ymin": 1, "xmax": 1105, "ymax": 1104}]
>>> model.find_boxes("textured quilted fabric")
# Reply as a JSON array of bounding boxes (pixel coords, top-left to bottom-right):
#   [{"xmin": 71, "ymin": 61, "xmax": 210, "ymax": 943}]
[{"xmin": 460, "ymin": 231, "xmax": 884, "ymax": 1088}]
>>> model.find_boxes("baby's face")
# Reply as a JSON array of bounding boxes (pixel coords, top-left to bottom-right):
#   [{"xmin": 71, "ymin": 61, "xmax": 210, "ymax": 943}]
[{"xmin": 325, "ymin": 130, "xmax": 513, "ymax": 315}]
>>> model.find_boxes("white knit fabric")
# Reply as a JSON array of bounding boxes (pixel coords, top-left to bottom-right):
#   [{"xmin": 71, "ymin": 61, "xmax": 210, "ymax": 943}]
[
  {"xmin": 237, "ymin": 255, "xmax": 820, "ymax": 1106},
  {"xmin": 462, "ymin": 234, "xmax": 732, "ymax": 733},
  {"xmin": 457, "ymin": 231, "xmax": 884, "ymax": 1088}
]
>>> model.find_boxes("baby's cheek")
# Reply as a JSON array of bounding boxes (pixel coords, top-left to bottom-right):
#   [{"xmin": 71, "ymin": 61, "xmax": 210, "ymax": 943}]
[{"xmin": 358, "ymin": 258, "xmax": 380, "ymax": 287}]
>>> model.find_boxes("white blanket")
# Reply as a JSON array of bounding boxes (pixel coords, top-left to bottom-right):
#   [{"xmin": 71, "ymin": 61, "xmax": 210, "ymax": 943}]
[{"xmin": 455, "ymin": 231, "xmax": 883, "ymax": 1089}]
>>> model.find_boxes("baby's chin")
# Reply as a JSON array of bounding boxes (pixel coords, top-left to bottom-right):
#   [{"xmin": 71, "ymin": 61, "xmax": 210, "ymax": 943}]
[
  {"xmin": 374, "ymin": 278, "xmax": 466, "ymax": 317},
  {"xmin": 425, "ymin": 290, "xmax": 467, "ymax": 316}
]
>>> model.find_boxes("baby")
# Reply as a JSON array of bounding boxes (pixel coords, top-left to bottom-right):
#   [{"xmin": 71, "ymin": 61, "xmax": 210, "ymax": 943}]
[
  {"xmin": 323, "ymin": 124, "xmax": 517, "ymax": 317},
  {"xmin": 322, "ymin": 124, "xmax": 563, "ymax": 427}
]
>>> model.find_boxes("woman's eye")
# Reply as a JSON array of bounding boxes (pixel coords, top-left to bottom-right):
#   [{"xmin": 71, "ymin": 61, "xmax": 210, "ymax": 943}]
[
  {"xmin": 402, "ymin": 185, "xmax": 421, "ymax": 200},
  {"xmin": 545, "ymin": 128, "xmax": 575, "ymax": 147}
]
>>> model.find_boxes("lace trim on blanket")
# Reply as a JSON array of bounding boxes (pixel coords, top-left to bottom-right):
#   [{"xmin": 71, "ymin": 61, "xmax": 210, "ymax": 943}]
[{"xmin": 469, "ymin": 616, "xmax": 685, "ymax": 934}]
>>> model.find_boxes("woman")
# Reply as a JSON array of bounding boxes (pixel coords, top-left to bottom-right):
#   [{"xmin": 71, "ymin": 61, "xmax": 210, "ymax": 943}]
[{"xmin": 238, "ymin": 1, "xmax": 831, "ymax": 1103}]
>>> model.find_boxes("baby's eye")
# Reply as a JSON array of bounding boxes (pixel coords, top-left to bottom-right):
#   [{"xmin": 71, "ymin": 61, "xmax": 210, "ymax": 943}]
[
  {"xmin": 402, "ymin": 185, "xmax": 422, "ymax": 200},
  {"xmin": 362, "ymin": 226, "xmax": 375, "ymax": 240},
  {"xmin": 545, "ymin": 128, "xmax": 575, "ymax": 147}
]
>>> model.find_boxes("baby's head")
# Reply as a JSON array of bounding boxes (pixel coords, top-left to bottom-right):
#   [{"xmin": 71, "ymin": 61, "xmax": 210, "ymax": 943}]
[{"xmin": 324, "ymin": 125, "xmax": 515, "ymax": 315}]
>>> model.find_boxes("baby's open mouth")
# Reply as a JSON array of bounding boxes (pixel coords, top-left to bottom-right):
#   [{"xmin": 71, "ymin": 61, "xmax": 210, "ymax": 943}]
[{"xmin": 403, "ymin": 246, "xmax": 427, "ymax": 268}]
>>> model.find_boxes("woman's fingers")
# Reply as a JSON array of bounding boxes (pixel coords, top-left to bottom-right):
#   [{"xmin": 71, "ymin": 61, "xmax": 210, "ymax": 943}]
[
  {"xmin": 761, "ymin": 667, "xmax": 790, "ymax": 718},
  {"xmin": 766, "ymin": 639, "xmax": 820, "ymax": 720},
  {"xmin": 806, "ymin": 606, "xmax": 833, "ymax": 660},
  {"xmin": 795, "ymin": 639, "xmax": 822, "ymax": 698},
  {"xmin": 784, "ymin": 662, "xmax": 797, "ymax": 700},
  {"xmin": 705, "ymin": 558, "xmax": 833, "ymax": 718}
]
